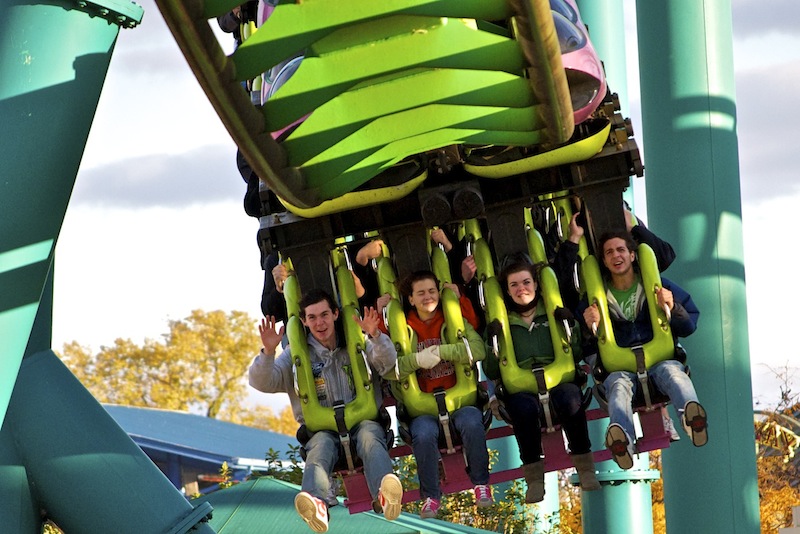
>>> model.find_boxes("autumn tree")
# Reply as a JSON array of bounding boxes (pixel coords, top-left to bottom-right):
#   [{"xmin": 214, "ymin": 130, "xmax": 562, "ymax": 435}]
[
  {"xmin": 60, "ymin": 309, "xmax": 261, "ymax": 420},
  {"xmin": 231, "ymin": 404, "xmax": 298, "ymax": 436},
  {"xmin": 754, "ymin": 364, "xmax": 800, "ymax": 533}
]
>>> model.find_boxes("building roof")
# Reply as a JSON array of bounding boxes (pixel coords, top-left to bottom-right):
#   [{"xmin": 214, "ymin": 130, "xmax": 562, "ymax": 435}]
[
  {"xmin": 194, "ymin": 477, "xmax": 494, "ymax": 534},
  {"xmin": 103, "ymin": 404, "xmax": 295, "ymax": 470}
]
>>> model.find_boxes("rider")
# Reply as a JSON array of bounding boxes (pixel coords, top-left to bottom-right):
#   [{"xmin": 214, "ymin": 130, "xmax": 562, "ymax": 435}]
[
  {"xmin": 250, "ymin": 289, "xmax": 403, "ymax": 532},
  {"xmin": 579, "ymin": 232, "xmax": 708, "ymax": 469}
]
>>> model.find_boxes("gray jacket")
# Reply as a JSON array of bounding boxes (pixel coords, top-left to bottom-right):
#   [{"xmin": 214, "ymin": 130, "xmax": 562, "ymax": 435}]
[{"xmin": 249, "ymin": 331, "xmax": 397, "ymax": 424}]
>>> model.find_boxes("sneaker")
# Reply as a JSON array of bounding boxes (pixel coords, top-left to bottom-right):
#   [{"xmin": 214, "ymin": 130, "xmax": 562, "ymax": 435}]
[
  {"xmin": 662, "ymin": 409, "xmax": 681, "ymax": 442},
  {"xmin": 378, "ymin": 473, "xmax": 403, "ymax": 521},
  {"xmin": 605, "ymin": 423, "xmax": 635, "ymax": 470},
  {"xmin": 473, "ymin": 484, "xmax": 493, "ymax": 508},
  {"xmin": 295, "ymin": 491, "xmax": 329, "ymax": 533},
  {"xmin": 682, "ymin": 401, "xmax": 708, "ymax": 447},
  {"xmin": 420, "ymin": 497, "xmax": 440, "ymax": 519}
]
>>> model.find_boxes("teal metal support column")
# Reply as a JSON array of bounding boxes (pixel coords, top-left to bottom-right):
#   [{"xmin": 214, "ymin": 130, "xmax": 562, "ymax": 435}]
[
  {"xmin": 579, "ymin": 468, "xmax": 659, "ymax": 533},
  {"xmin": 577, "ymin": 0, "xmax": 636, "ymax": 208},
  {"xmin": 0, "ymin": 0, "xmax": 138, "ymax": 426},
  {"xmin": 573, "ymin": 418, "xmax": 659, "ymax": 534},
  {"xmin": 533, "ymin": 472, "xmax": 560, "ymax": 533},
  {"xmin": 1, "ymin": 2, "xmax": 217, "ymax": 532},
  {"xmin": 576, "ymin": 0, "xmax": 629, "ymax": 112},
  {"xmin": 0, "ymin": 418, "xmax": 40, "ymax": 533},
  {"xmin": 574, "ymin": 3, "xmax": 657, "ymax": 530},
  {"xmin": 636, "ymin": 1, "xmax": 760, "ymax": 532}
]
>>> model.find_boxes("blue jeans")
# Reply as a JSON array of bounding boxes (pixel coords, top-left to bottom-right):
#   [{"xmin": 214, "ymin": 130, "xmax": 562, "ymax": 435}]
[
  {"xmin": 605, "ymin": 359, "xmax": 698, "ymax": 440},
  {"xmin": 409, "ymin": 406, "xmax": 489, "ymax": 500},
  {"xmin": 301, "ymin": 419, "xmax": 392, "ymax": 500},
  {"xmin": 504, "ymin": 383, "xmax": 591, "ymax": 465}
]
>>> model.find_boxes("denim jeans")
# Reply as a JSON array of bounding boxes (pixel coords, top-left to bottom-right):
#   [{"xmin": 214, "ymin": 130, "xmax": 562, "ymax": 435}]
[
  {"xmin": 504, "ymin": 383, "xmax": 591, "ymax": 465},
  {"xmin": 409, "ymin": 405, "xmax": 489, "ymax": 500},
  {"xmin": 301, "ymin": 419, "xmax": 392, "ymax": 500},
  {"xmin": 605, "ymin": 359, "xmax": 698, "ymax": 440}
]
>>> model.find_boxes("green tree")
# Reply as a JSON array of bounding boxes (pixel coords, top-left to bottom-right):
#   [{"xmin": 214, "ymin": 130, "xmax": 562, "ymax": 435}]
[{"xmin": 60, "ymin": 309, "xmax": 260, "ymax": 419}]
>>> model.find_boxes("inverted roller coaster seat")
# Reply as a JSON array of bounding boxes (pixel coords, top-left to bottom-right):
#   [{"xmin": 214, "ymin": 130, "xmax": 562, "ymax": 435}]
[
  {"xmin": 283, "ymin": 249, "xmax": 382, "ymax": 437},
  {"xmin": 582, "ymin": 243, "xmax": 674, "ymax": 372},
  {"xmin": 389, "ymin": 244, "xmax": 480, "ymax": 424},
  {"xmin": 581, "ymin": 243, "xmax": 676, "ymax": 412},
  {"xmin": 391, "ymin": 398, "xmax": 493, "ymax": 504},
  {"xmin": 487, "ymin": 227, "xmax": 577, "ymax": 397},
  {"xmin": 294, "ymin": 406, "xmax": 395, "ymax": 513}
]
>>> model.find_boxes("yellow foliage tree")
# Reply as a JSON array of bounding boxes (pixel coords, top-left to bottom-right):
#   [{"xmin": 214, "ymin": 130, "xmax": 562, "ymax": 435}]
[
  {"xmin": 225, "ymin": 404, "xmax": 298, "ymax": 436},
  {"xmin": 60, "ymin": 309, "xmax": 261, "ymax": 420}
]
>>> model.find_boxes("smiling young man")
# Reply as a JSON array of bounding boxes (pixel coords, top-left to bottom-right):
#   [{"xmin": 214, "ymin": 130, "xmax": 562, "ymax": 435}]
[
  {"xmin": 249, "ymin": 289, "xmax": 403, "ymax": 533},
  {"xmin": 580, "ymin": 232, "xmax": 708, "ymax": 470}
]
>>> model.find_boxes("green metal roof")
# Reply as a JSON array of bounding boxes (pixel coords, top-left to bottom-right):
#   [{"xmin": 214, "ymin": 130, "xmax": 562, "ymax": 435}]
[{"xmin": 195, "ymin": 477, "xmax": 495, "ymax": 534}]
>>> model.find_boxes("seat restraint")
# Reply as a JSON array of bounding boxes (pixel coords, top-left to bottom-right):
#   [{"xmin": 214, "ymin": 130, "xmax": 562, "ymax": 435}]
[
  {"xmin": 532, "ymin": 367, "xmax": 556, "ymax": 432},
  {"xmin": 333, "ymin": 401, "xmax": 357, "ymax": 473},
  {"xmin": 632, "ymin": 345, "xmax": 655, "ymax": 411},
  {"xmin": 434, "ymin": 388, "xmax": 456, "ymax": 454}
]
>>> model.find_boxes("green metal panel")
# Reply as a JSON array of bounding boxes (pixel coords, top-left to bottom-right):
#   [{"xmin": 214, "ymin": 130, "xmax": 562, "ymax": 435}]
[
  {"xmin": 262, "ymin": 17, "xmax": 525, "ymax": 127},
  {"xmin": 281, "ymin": 68, "xmax": 537, "ymax": 164},
  {"xmin": 0, "ymin": 419, "xmax": 40, "ymax": 533},
  {"xmin": 636, "ymin": 1, "xmax": 760, "ymax": 532},
  {"xmin": 232, "ymin": 0, "xmax": 514, "ymax": 81},
  {"xmin": 156, "ymin": 0, "xmax": 574, "ymax": 210}
]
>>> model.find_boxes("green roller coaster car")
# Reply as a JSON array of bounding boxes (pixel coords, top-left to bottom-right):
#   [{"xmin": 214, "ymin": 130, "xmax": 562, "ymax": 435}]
[{"xmin": 156, "ymin": 0, "xmax": 637, "ymax": 220}]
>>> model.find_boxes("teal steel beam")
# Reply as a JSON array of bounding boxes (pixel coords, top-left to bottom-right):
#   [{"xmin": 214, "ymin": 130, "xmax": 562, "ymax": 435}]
[
  {"xmin": 1, "ymin": 1, "xmax": 217, "ymax": 531},
  {"xmin": 0, "ymin": 417, "xmax": 39, "ymax": 533},
  {"xmin": 0, "ymin": 0, "xmax": 135, "ymax": 426},
  {"xmin": 576, "ymin": 0, "xmax": 635, "ymax": 208},
  {"xmin": 580, "ymin": 469, "xmax": 659, "ymax": 532},
  {"xmin": 573, "ymin": 4, "xmax": 657, "ymax": 530},
  {"xmin": 5, "ymin": 350, "xmax": 215, "ymax": 533},
  {"xmin": 636, "ymin": 1, "xmax": 760, "ymax": 532}
]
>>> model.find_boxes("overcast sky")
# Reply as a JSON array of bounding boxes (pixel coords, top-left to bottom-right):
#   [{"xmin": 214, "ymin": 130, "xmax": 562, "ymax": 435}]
[{"xmin": 52, "ymin": 0, "xmax": 800, "ymax": 411}]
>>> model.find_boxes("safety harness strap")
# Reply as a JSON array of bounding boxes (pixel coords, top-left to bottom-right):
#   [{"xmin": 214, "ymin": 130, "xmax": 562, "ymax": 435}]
[
  {"xmin": 633, "ymin": 346, "xmax": 653, "ymax": 410},
  {"xmin": 533, "ymin": 367, "xmax": 555, "ymax": 431},
  {"xmin": 434, "ymin": 388, "xmax": 455, "ymax": 453},
  {"xmin": 333, "ymin": 401, "xmax": 356, "ymax": 472}
]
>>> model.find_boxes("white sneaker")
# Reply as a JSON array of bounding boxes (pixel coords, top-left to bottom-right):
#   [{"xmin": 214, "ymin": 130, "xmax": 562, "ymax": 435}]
[
  {"xmin": 419, "ymin": 497, "xmax": 440, "ymax": 519},
  {"xmin": 378, "ymin": 473, "xmax": 403, "ymax": 520},
  {"xmin": 295, "ymin": 491, "xmax": 329, "ymax": 533},
  {"xmin": 662, "ymin": 410, "xmax": 681, "ymax": 442}
]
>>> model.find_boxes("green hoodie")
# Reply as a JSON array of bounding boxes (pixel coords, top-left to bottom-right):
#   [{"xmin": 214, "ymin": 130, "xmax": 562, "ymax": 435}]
[{"xmin": 483, "ymin": 301, "xmax": 582, "ymax": 381}]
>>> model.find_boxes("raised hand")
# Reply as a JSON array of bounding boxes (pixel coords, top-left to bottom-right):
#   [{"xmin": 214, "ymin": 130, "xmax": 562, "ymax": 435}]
[
  {"xmin": 354, "ymin": 306, "xmax": 381, "ymax": 338},
  {"xmin": 259, "ymin": 315, "xmax": 285, "ymax": 355}
]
